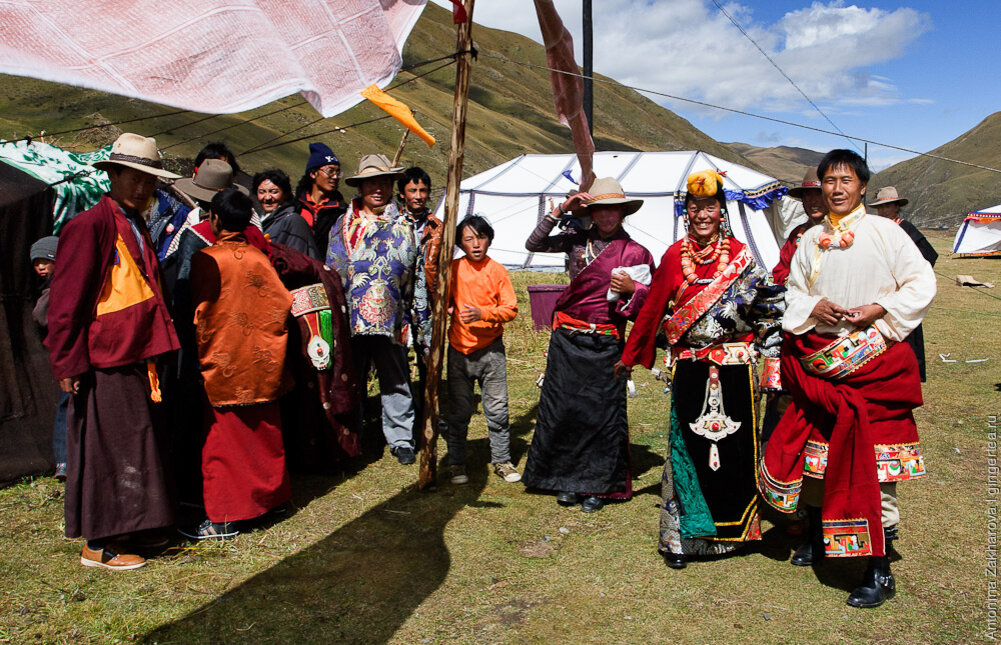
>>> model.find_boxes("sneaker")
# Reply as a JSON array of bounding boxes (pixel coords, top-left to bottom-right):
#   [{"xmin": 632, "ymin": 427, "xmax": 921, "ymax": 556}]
[
  {"xmin": 450, "ymin": 465, "xmax": 469, "ymax": 485},
  {"xmin": 80, "ymin": 544, "xmax": 146, "ymax": 571},
  {"xmin": 392, "ymin": 446, "xmax": 416, "ymax": 465},
  {"xmin": 493, "ymin": 462, "xmax": 521, "ymax": 483},
  {"xmin": 178, "ymin": 519, "xmax": 240, "ymax": 541}
]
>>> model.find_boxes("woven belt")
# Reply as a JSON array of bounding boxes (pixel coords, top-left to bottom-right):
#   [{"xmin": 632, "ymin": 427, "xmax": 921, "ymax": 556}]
[
  {"xmin": 290, "ymin": 283, "xmax": 329, "ymax": 316},
  {"xmin": 673, "ymin": 341, "xmax": 755, "ymax": 366},
  {"xmin": 552, "ymin": 311, "xmax": 620, "ymax": 338},
  {"xmin": 800, "ymin": 325, "xmax": 886, "ymax": 380}
]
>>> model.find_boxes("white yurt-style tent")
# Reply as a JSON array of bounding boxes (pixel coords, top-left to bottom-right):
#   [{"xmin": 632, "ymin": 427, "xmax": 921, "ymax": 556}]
[
  {"xmin": 436, "ymin": 151, "xmax": 799, "ymax": 271},
  {"xmin": 953, "ymin": 204, "xmax": 1001, "ymax": 255}
]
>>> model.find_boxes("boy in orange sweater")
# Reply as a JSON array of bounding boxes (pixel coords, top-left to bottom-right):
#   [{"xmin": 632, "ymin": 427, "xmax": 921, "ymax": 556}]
[{"xmin": 444, "ymin": 215, "xmax": 520, "ymax": 484}]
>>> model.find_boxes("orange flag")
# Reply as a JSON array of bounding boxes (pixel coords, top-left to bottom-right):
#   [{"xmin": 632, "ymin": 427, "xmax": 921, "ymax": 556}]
[{"xmin": 360, "ymin": 84, "xmax": 436, "ymax": 147}]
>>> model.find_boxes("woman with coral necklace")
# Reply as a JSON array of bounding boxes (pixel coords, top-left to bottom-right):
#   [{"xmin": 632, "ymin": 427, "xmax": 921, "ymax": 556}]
[{"xmin": 615, "ymin": 170, "xmax": 785, "ymax": 569}]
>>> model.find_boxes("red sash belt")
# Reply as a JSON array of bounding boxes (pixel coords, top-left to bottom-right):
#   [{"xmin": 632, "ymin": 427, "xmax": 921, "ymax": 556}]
[
  {"xmin": 553, "ymin": 311, "xmax": 620, "ymax": 339},
  {"xmin": 672, "ymin": 335, "xmax": 755, "ymax": 366}
]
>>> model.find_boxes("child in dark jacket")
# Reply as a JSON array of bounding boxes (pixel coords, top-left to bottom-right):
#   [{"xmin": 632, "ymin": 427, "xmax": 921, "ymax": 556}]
[{"xmin": 30, "ymin": 236, "xmax": 68, "ymax": 481}]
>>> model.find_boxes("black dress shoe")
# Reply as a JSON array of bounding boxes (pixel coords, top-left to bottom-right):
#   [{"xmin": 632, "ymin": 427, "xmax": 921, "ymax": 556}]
[
  {"xmin": 661, "ymin": 551, "xmax": 687, "ymax": 569},
  {"xmin": 846, "ymin": 556, "xmax": 895, "ymax": 608},
  {"xmin": 790, "ymin": 541, "xmax": 815, "ymax": 566},
  {"xmin": 556, "ymin": 491, "xmax": 579, "ymax": 506},
  {"xmin": 392, "ymin": 446, "xmax": 416, "ymax": 465},
  {"xmin": 580, "ymin": 496, "xmax": 604, "ymax": 513}
]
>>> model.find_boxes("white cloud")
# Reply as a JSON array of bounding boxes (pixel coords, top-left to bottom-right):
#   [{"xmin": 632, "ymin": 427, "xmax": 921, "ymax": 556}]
[{"xmin": 433, "ymin": 0, "xmax": 932, "ymax": 116}]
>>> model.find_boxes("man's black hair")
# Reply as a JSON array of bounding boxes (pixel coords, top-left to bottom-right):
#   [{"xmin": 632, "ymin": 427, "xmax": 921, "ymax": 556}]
[
  {"xmin": 252, "ymin": 168, "xmax": 293, "ymax": 197},
  {"xmin": 456, "ymin": 214, "xmax": 494, "ymax": 245},
  {"xmin": 210, "ymin": 188, "xmax": 253, "ymax": 232},
  {"xmin": 397, "ymin": 166, "xmax": 432, "ymax": 195},
  {"xmin": 196, "ymin": 142, "xmax": 241, "ymax": 174},
  {"xmin": 817, "ymin": 149, "xmax": 871, "ymax": 184}
]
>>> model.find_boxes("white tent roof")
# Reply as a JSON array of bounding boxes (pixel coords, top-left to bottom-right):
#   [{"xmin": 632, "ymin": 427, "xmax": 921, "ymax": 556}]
[
  {"xmin": 435, "ymin": 151, "xmax": 797, "ymax": 270},
  {"xmin": 953, "ymin": 203, "xmax": 1001, "ymax": 255}
]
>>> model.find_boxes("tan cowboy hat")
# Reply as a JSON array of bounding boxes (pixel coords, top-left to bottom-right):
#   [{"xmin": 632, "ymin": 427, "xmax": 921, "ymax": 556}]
[
  {"xmin": 91, "ymin": 132, "xmax": 180, "ymax": 179},
  {"xmin": 582, "ymin": 177, "xmax": 643, "ymax": 216},
  {"xmin": 174, "ymin": 159, "xmax": 249, "ymax": 202},
  {"xmin": 869, "ymin": 186, "xmax": 909, "ymax": 207},
  {"xmin": 345, "ymin": 153, "xmax": 404, "ymax": 187},
  {"xmin": 788, "ymin": 167, "xmax": 822, "ymax": 199}
]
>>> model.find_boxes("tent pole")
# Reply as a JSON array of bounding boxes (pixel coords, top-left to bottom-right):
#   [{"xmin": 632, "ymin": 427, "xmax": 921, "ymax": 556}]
[
  {"xmin": 391, "ymin": 127, "xmax": 411, "ymax": 167},
  {"xmin": 418, "ymin": 0, "xmax": 475, "ymax": 490}
]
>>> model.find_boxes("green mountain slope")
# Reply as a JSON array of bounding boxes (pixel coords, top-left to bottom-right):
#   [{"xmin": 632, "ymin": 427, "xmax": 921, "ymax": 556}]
[
  {"xmin": 871, "ymin": 112, "xmax": 1001, "ymax": 226},
  {"xmin": 0, "ymin": 3, "xmax": 750, "ymax": 186}
]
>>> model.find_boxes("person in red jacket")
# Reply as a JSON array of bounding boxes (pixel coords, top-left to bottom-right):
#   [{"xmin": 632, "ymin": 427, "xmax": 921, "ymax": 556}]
[{"xmin": 46, "ymin": 133, "xmax": 181, "ymax": 570}]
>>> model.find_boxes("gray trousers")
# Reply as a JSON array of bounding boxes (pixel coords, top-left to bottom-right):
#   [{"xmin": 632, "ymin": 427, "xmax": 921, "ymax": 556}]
[
  {"xmin": 443, "ymin": 339, "xmax": 511, "ymax": 465},
  {"xmin": 351, "ymin": 335, "xmax": 414, "ymax": 449},
  {"xmin": 801, "ymin": 477, "xmax": 900, "ymax": 527}
]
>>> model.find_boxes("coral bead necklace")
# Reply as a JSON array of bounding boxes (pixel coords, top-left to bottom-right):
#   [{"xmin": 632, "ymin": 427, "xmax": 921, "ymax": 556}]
[{"xmin": 681, "ymin": 234, "xmax": 730, "ymax": 287}]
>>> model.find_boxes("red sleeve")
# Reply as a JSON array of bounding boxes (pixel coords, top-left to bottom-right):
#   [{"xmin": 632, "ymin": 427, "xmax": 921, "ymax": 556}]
[
  {"xmin": 45, "ymin": 205, "xmax": 115, "ymax": 380},
  {"xmin": 772, "ymin": 225, "xmax": 805, "ymax": 286},
  {"xmin": 621, "ymin": 243, "xmax": 682, "ymax": 369}
]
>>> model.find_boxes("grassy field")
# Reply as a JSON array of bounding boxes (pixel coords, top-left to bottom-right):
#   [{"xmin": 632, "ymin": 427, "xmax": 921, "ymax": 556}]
[{"xmin": 0, "ymin": 230, "xmax": 996, "ymax": 643}]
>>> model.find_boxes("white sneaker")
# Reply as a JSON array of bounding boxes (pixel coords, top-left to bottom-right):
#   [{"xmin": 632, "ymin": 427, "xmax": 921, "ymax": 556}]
[
  {"xmin": 450, "ymin": 465, "xmax": 469, "ymax": 485},
  {"xmin": 493, "ymin": 462, "xmax": 521, "ymax": 483}
]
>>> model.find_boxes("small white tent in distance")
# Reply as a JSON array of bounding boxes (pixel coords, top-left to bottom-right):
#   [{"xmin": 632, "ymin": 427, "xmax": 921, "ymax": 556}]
[
  {"xmin": 435, "ymin": 150, "xmax": 803, "ymax": 270},
  {"xmin": 953, "ymin": 204, "xmax": 1001, "ymax": 256}
]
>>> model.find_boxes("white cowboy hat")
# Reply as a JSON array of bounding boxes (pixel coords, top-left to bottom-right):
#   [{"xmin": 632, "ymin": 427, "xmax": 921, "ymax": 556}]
[
  {"xmin": 174, "ymin": 159, "xmax": 249, "ymax": 202},
  {"xmin": 582, "ymin": 177, "xmax": 643, "ymax": 216},
  {"xmin": 91, "ymin": 133, "xmax": 180, "ymax": 179},
  {"xmin": 869, "ymin": 186, "xmax": 909, "ymax": 207},
  {"xmin": 344, "ymin": 153, "xmax": 404, "ymax": 187}
]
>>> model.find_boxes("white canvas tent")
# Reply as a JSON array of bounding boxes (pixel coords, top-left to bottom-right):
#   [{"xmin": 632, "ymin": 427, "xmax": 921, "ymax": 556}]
[
  {"xmin": 435, "ymin": 151, "xmax": 801, "ymax": 270},
  {"xmin": 953, "ymin": 204, "xmax": 1001, "ymax": 255}
]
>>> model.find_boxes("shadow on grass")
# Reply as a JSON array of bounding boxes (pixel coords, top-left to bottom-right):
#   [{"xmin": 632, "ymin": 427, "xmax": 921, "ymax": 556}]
[{"xmin": 144, "ymin": 438, "xmax": 492, "ymax": 645}]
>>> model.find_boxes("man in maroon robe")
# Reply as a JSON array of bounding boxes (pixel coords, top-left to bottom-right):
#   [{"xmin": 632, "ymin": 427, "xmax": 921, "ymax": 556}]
[{"xmin": 46, "ymin": 133, "xmax": 181, "ymax": 570}]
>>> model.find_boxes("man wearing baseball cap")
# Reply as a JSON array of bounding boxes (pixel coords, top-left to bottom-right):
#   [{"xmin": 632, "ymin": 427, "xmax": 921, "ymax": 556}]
[{"xmin": 46, "ymin": 133, "xmax": 181, "ymax": 570}]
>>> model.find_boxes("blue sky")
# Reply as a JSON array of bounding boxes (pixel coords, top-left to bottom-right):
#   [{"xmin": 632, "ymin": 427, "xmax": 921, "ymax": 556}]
[{"xmin": 431, "ymin": 1, "xmax": 1000, "ymax": 171}]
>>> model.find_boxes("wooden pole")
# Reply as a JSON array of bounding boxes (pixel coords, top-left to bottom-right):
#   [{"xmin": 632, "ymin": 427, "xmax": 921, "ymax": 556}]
[
  {"xmin": 418, "ymin": 0, "xmax": 475, "ymax": 490},
  {"xmin": 582, "ymin": 0, "xmax": 593, "ymax": 136},
  {"xmin": 391, "ymin": 127, "xmax": 411, "ymax": 167}
]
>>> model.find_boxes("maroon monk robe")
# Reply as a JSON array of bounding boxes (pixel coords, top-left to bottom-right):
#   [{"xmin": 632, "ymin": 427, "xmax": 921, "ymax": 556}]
[{"xmin": 46, "ymin": 195, "xmax": 180, "ymax": 541}]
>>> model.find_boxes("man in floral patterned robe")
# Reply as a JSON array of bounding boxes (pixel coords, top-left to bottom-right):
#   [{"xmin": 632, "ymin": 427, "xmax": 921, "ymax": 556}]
[{"xmin": 326, "ymin": 154, "xmax": 431, "ymax": 465}]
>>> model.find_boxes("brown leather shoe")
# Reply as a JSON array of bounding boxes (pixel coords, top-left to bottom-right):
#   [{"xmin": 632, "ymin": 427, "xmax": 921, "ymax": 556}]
[{"xmin": 80, "ymin": 544, "xmax": 146, "ymax": 570}]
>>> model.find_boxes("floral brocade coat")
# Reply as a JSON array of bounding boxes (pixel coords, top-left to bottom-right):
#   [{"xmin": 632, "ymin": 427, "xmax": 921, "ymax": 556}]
[{"xmin": 326, "ymin": 199, "xmax": 431, "ymax": 347}]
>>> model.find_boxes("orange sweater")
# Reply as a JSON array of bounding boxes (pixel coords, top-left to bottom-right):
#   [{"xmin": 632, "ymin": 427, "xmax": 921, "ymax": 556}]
[{"xmin": 448, "ymin": 255, "xmax": 518, "ymax": 354}]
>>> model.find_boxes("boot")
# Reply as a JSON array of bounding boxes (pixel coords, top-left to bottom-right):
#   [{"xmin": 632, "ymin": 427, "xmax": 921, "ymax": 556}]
[
  {"xmin": 846, "ymin": 556, "xmax": 895, "ymax": 608},
  {"xmin": 884, "ymin": 524, "xmax": 899, "ymax": 558},
  {"xmin": 790, "ymin": 506, "xmax": 824, "ymax": 566}
]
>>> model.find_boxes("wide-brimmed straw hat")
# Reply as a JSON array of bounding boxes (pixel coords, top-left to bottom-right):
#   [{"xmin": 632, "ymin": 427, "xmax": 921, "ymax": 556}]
[
  {"xmin": 345, "ymin": 153, "xmax": 404, "ymax": 187},
  {"xmin": 582, "ymin": 177, "xmax": 643, "ymax": 216},
  {"xmin": 174, "ymin": 159, "xmax": 249, "ymax": 202},
  {"xmin": 788, "ymin": 168, "xmax": 822, "ymax": 199},
  {"xmin": 869, "ymin": 186, "xmax": 908, "ymax": 207},
  {"xmin": 91, "ymin": 133, "xmax": 180, "ymax": 179}
]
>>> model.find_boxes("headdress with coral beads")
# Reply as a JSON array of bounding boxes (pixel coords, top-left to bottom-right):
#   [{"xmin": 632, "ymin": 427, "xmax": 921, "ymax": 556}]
[{"xmin": 683, "ymin": 169, "xmax": 732, "ymax": 237}]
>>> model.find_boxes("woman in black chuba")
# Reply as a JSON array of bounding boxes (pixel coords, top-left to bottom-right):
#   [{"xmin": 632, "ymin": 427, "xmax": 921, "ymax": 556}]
[
  {"xmin": 521, "ymin": 177, "xmax": 654, "ymax": 513},
  {"xmin": 617, "ymin": 169, "xmax": 785, "ymax": 569}
]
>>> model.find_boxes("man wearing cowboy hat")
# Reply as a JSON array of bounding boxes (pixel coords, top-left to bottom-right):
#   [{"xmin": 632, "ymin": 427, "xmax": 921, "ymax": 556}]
[
  {"xmin": 326, "ymin": 154, "xmax": 431, "ymax": 465},
  {"xmin": 45, "ymin": 132, "xmax": 181, "ymax": 570},
  {"xmin": 772, "ymin": 168, "xmax": 826, "ymax": 285},
  {"xmin": 870, "ymin": 186, "xmax": 937, "ymax": 381}
]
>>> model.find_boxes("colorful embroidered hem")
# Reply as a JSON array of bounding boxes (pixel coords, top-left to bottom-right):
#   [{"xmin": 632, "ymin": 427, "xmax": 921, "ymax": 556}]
[
  {"xmin": 760, "ymin": 356, "xmax": 781, "ymax": 390},
  {"xmin": 758, "ymin": 461, "xmax": 801, "ymax": 513},
  {"xmin": 803, "ymin": 440, "xmax": 925, "ymax": 482},
  {"xmin": 823, "ymin": 518, "xmax": 874, "ymax": 558}
]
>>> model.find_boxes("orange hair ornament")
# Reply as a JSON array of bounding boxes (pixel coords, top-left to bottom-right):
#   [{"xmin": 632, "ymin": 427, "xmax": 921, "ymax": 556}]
[{"xmin": 686, "ymin": 169, "xmax": 726, "ymax": 197}]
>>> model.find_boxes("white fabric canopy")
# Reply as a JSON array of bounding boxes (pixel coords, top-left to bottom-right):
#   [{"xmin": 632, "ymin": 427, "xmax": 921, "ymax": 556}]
[
  {"xmin": 435, "ymin": 150, "xmax": 796, "ymax": 270},
  {"xmin": 953, "ymin": 204, "xmax": 1001, "ymax": 255},
  {"xmin": 0, "ymin": 0, "xmax": 426, "ymax": 118}
]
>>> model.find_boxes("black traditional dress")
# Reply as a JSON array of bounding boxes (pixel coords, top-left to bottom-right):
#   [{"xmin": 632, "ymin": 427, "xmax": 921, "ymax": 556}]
[
  {"xmin": 622, "ymin": 236, "xmax": 784, "ymax": 555},
  {"xmin": 522, "ymin": 217, "xmax": 654, "ymax": 497}
]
